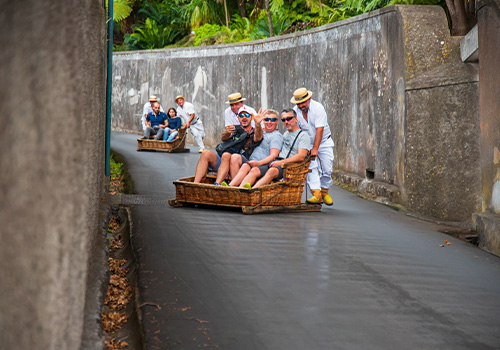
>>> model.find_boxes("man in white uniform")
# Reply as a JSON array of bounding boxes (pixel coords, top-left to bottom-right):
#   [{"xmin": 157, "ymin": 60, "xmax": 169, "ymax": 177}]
[
  {"xmin": 224, "ymin": 92, "xmax": 256, "ymax": 127},
  {"xmin": 291, "ymin": 87, "xmax": 334, "ymax": 206},
  {"xmin": 175, "ymin": 95, "xmax": 205, "ymax": 153},
  {"xmin": 142, "ymin": 95, "xmax": 164, "ymax": 132}
]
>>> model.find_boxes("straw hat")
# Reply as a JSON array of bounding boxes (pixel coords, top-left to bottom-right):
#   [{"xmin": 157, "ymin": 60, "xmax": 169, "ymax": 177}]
[
  {"xmin": 149, "ymin": 95, "xmax": 158, "ymax": 102},
  {"xmin": 175, "ymin": 95, "xmax": 185, "ymax": 102},
  {"xmin": 290, "ymin": 88, "xmax": 313, "ymax": 104},
  {"xmin": 226, "ymin": 92, "xmax": 246, "ymax": 104}
]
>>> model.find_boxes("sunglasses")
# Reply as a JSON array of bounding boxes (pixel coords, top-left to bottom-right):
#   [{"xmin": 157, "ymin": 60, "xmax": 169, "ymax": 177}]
[
  {"xmin": 264, "ymin": 118, "xmax": 277, "ymax": 122},
  {"xmin": 238, "ymin": 113, "xmax": 251, "ymax": 119},
  {"xmin": 281, "ymin": 116, "xmax": 295, "ymax": 122}
]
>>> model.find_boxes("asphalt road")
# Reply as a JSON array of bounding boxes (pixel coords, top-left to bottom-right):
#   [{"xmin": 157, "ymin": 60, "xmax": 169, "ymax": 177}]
[{"xmin": 111, "ymin": 132, "xmax": 500, "ymax": 350}]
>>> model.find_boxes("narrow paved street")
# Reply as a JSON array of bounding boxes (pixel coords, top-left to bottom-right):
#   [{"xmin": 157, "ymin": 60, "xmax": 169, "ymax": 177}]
[{"xmin": 112, "ymin": 132, "xmax": 500, "ymax": 350}]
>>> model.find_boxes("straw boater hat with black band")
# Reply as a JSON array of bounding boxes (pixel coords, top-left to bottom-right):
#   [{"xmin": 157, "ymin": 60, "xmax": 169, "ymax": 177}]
[
  {"xmin": 175, "ymin": 95, "xmax": 185, "ymax": 103},
  {"xmin": 290, "ymin": 88, "xmax": 313, "ymax": 104},
  {"xmin": 149, "ymin": 95, "xmax": 158, "ymax": 102},
  {"xmin": 226, "ymin": 92, "xmax": 246, "ymax": 104}
]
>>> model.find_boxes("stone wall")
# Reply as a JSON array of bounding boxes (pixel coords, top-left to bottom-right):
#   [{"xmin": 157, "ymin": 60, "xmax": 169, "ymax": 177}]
[
  {"xmin": 0, "ymin": 1, "xmax": 107, "ymax": 349},
  {"xmin": 473, "ymin": 0, "xmax": 500, "ymax": 255},
  {"xmin": 405, "ymin": 63, "xmax": 481, "ymax": 221},
  {"xmin": 111, "ymin": 5, "xmax": 481, "ymax": 222}
]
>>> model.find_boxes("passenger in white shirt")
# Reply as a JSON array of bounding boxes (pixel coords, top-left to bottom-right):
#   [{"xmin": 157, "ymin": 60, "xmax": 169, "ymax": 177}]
[
  {"xmin": 224, "ymin": 92, "xmax": 256, "ymax": 127},
  {"xmin": 291, "ymin": 87, "xmax": 335, "ymax": 206},
  {"xmin": 142, "ymin": 95, "xmax": 164, "ymax": 132}
]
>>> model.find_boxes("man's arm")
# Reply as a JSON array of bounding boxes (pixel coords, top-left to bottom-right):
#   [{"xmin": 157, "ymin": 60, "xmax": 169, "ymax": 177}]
[
  {"xmin": 271, "ymin": 148, "xmax": 308, "ymax": 167},
  {"xmin": 221, "ymin": 125, "xmax": 235, "ymax": 141},
  {"xmin": 143, "ymin": 103, "xmax": 150, "ymax": 119},
  {"xmin": 252, "ymin": 108, "xmax": 266, "ymax": 142},
  {"xmin": 250, "ymin": 149, "xmax": 280, "ymax": 167},
  {"xmin": 310, "ymin": 127, "xmax": 324, "ymax": 157},
  {"xmin": 186, "ymin": 113, "xmax": 195, "ymax": 128},
  {"xmin": 254, "ymin": 122, "xmax": 263, "ymax": 142}
]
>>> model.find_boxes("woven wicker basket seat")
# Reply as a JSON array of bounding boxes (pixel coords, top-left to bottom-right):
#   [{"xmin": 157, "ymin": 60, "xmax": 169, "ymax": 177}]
[
  {"xmin": 170, "ymin": 157, "xmax": 321, "ymax": 214},
  {"xmin": 137, "ymin": 125, "xmax": 189, "ymax": 152}
]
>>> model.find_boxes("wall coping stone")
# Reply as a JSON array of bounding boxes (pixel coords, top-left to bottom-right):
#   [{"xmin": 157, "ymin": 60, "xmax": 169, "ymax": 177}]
[{"xmin": 406, "ymin": 61, "xmax": 478, "ymax": 90}]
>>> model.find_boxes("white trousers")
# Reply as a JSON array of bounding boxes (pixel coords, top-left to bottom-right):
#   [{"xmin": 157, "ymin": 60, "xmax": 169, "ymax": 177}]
[
  {"xmin": 189, "ymin": 120, "xmax": 205, "ymax": 149},
  {"xmin": 307, "ymin": 138, "xmax": 334, "ymax": 190}
]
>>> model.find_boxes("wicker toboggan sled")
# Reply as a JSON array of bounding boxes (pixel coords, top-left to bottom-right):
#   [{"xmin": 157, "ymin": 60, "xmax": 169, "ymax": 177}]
[
  {"xmin": 137, "ymin": 125, "xmax": 189, "ymax": 152},
  {"xmin": 168, "ymin": 156, "xmax": 321, "ymax": 214}
]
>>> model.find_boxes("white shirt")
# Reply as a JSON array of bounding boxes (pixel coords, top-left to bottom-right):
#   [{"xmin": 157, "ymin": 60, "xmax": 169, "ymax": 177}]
[
  {"xmin": 142, "ymin": 102, "xmax": 164, "ymax": 131},
  {"xmin": 224, "ymin": 104, "xmax": 256, "ymax": 127},
  {"xmin": 294, "ymin": 99, "xmax": 332, "ymax": 147},
  {"xmin": 176, "ymin": 101, "xmax": 198, "ymax": 124}
]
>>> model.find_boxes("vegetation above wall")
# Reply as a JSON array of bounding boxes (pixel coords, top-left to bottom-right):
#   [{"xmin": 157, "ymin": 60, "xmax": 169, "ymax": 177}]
[{"xmin": 110, "ymin": 0, "xmax": 455, "ymax": 51}]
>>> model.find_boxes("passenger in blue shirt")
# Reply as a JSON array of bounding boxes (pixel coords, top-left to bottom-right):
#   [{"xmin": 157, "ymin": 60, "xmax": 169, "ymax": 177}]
[
  {"xmin": 144, "ymin": 102, "xmax": 168, "ymax": 140},
  {"xmin": 163, "ymin": 108, "xmax": 183, "ymax": 142}
]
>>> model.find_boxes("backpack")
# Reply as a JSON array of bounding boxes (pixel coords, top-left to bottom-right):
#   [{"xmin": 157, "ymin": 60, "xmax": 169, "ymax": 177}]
[{"xmin": 215, "ymin": 126, "xmax": 248, "ymax": 156}]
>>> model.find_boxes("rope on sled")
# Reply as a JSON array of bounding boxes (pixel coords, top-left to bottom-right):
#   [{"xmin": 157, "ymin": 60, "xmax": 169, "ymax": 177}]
[{"xmin": 248, "ymin": 154, "xmax": 311, "ymax": 210}]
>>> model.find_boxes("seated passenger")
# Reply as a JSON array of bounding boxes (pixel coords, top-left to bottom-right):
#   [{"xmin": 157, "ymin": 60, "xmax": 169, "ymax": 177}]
[
  {"xmin": 213, "ymin": 106, "xmax": 265, "ymax": 185},
  {"xmin": 144, "ymin": 102, "xmax": 168, "ymax": 140},
  {"xmin": 162, "ymin": 108, "xmax": 182, "ymax": 142},
  {"xmin": 228, "ymin": 109, "xmax": 282, "ymax": 187},
  {"xmin": 244, "ymin": 108, "xmax": 311, "ymax": 188},
  {"xmin": 142, "ymin": 95, "xmax": 164, "ymax": 132},
  {"xmin": 193, "ymin": 106, "xmax": 263, "ymax": 184}
]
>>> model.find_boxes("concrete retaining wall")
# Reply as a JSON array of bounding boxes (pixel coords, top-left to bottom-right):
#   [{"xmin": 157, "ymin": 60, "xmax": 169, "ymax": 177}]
[
  {"xmin": 112, "ymin": 5, "xmax": 481, "ymax": 222},
  {"xmin": 0, "ymin": 1, "xmax": 107, "ymax": 349},
  {"xmin": 473, "ymin": 0, "xmax": 500, "ymax": 255},
  {"xmin": 405, "ymin": 64, "xmax": 481, "ymax": 220}
]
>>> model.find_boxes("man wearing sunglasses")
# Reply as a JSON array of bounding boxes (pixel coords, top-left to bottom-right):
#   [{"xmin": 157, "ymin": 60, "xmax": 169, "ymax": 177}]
[
  {"xmin": 224, "ymin": 92, "xmax": 257, "ymax": 127},
  {"xmin": 228, "ymin": 109, "xmax": 283, "ymax": 187},
  {"xmin": 193, "ymin": 106, "xmax": 263, "ymax": 183},
  {"xmin": 291, "ymin": 87, "xmax": 334, "ymax": 206},
  {"xmin": 213, "ymin": 106, "xmax": 264, "ymax": 185},
  {"xmin": 248, "ymin": 109, "xmax": 311, "ymax": 188}
]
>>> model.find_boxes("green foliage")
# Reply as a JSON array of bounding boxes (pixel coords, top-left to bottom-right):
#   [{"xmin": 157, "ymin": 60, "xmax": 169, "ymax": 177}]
[
  {"xmin": 253, "ymin": 10, "xmax": 295, "ymax": 37},
  {"xmin": 110, "ymin": 154, "xmax": 124, "ymax": 178},
  {"xmin": 113, "ymin": 43, "xmax": 129, "ymax": 51},
  {"xmin": 338, "ymin": 0, "xmax": 445, "ymax": 16},
  {"xmin": 337, "ymin": 0, "xmax": 386, "ymax": 15},
  {"xmin": 110, "ymin": 152, "xmax": 133, "ymax": 194},
  {"xmin": 316, "ymin": 2, "xmax": 353, "ymax": 24},
  {"xmin": 177, "ymin": 0, "xmax": 227, "ymax": 28},
  {"xmin": 138, "ymin": 0, "xmax": 185, "ymax": 27},
  {"xmin": 127, "ymin": 18, "xmax": 182, "ymax": 50},
  {"xmin": 106, "ymin": 0, "xmax": 134, "ymax": 22},
  {"xmin": 117, "ymin": 0, "xmax": 448, "ymax": 50},
  {"xmin": 194, "ymin": 23, "xmax": 230, "ymax": 45},
  {"xmin": 229, "ymin": 14, "xmax": 256, "ymax": 39},
  {"xmin": 270, "ymin": 0, "xmax": 320, "ymax": 25},
  {"xmin": 110, "ymin": 153, "xmax": 125, "ymax": 194}
]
